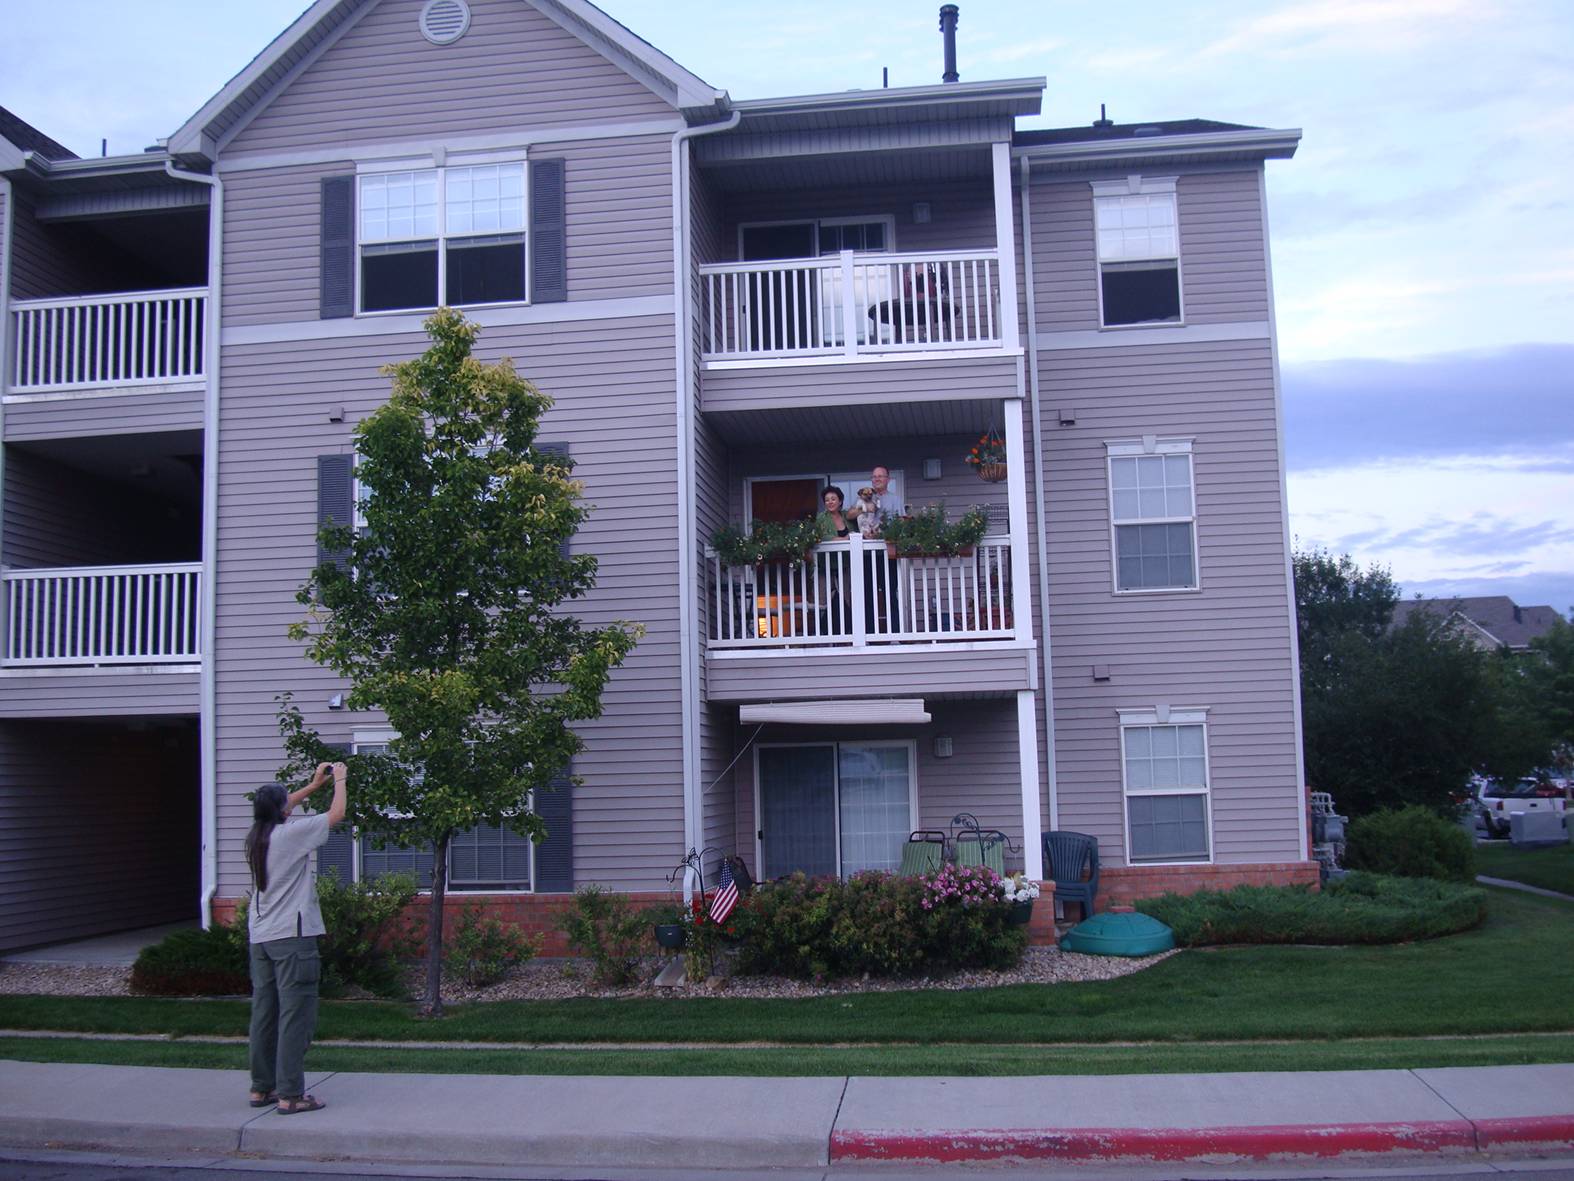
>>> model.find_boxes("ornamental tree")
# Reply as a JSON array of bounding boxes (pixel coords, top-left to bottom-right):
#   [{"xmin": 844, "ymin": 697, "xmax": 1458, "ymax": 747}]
[{"xmin": 281, "ymin": 308, "xmax": 641, "ymax": 1016}]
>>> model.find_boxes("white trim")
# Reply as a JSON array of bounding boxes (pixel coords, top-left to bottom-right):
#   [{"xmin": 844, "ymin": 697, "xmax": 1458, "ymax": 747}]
[
  {"xmin": 4, "ymin": 380, "xmax": 206, "ymax": 406},
  {"xmin": 531, "ymin": 0, "xmax": 727, "ymax": 114},
  {"xmin": 222, "ymin": 294, "xmax": 673, "ymax": 346},
  {"xmin": 740, "ymin": 699, "xmax": 931, "ymax": 725},
  {"xmin": 734, "ymin": 77, "xmax": 1044, "ymax": 117},
  {"xmin": 1105, "ymin": 441, "xmax": 1200, "ymax": 595},
  {"xmin": 706, "ymin": 638, "xmax": 1035, "ymax": 661},
  {"xmin": 1091, "ymin": 175, "xmax": 1178, "ymax": 197},
  {"xmin": 214, "ymin": 119, "xmax": 686, "ymax": 175},
  {"xmin": 753, "ymin": 738, "xmax": 919, "ymax": 879},
  {"xmin": 991, "ymin": 142, "xmax": 1021, "ymax": 352},
  {"xmin": 704, "ymin": 346, "xmax": 1022, "ymax": 371},
  {"xmin": 1092, "ymin": 180, "xmax": 1183, "ymax": 329},
  {"xmin": 1016, "ymin": 689, "xmax": 1044, "ymax": 879},
  {"xmin": 1257, "ymin": 166, "xmax": 1310, "ymax": 865},
  {"xmin": 1034, "ymin": 321, "xmax": 1268, "ymax": 351},
  {"xmin": 1003, "ymin": 397, "xmax": 1032, "ymax": 644},
  {"xmin": 1012, "ymin": 127, "xmax": 1302, "ymax": 165},
  {"xmin": 1117, "ymin": 713, "xmax": 1215, "ymax": 866}
]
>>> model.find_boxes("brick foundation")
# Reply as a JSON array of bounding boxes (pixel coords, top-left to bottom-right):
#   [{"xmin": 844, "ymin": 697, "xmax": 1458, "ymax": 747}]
[{"xmin": 1098, "ymin": 861, "xmax": 1321, "ymax": 909}]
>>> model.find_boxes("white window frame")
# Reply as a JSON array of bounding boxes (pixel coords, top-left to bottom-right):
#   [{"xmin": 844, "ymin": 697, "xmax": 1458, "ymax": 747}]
[
  {"xmin": 735, "ymin": 214, "xmax": 897, "ymax": 261},
  {"xmin": 1106, "ymin": 436, "xmax": 1200, "ymax": 596},
  {"xmin": 355, "ymin": 154, "xmax": 530, "ymax": 317},
  {"xmin": 351, "ymin": 733, "xmax": 535, "ymax": 894},
  {"xmin": 1091, "ymin": 175, "xmax": 1183, "ymax": 329},
  {"xmin": 752, "ymin": 739, "xmax": 919, "ymax": 879},
  {"xmin": 1117, "ymin": 707, "xmax": 1214, "ymax": 866}
]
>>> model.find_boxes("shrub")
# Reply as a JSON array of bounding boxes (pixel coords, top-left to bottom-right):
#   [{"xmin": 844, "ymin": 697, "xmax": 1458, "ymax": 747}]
[
  {"xmin": 130, "ymin": 924, "xmax": 249, "ymax": 996},
  {"xmin": 731, "ymin": 866, "xmax": 1027, "ymax": 981},
  {"xmin": 312, "ymin": 870, "xmax": 421, "ymax": 997},
  {"xmin": 444, "ymin": 904, "xmax": 540, "ymax": 988},
  {"xmin": 557, "ymin": 885, "xmax": 650, "ymax": 986},
  {"xmin": 1343, "ymin": 805, "xmax": 1476, "ymax": 882},
  {"xmin": 1134, "ymin": 872, "xmax": 1488, "ymax": 947}
]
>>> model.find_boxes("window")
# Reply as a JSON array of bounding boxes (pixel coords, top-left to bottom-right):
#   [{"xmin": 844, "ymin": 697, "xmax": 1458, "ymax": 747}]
[
  {"xmin": 1120, "ymin": 709, "xmax": 1211, "ymax": 863},
  {"xmin": 1093, "ymin": 177, "xmax": 1180, "ymax": 326},
  {"xmin": 358, "ymin": 162, "xmax": 527, "ymax": 313},
  {"xmin": 352, "ymin": 739, "xmax": 533, "ymax": 891},
  {"xmin": 1107, "ymin": 438, "xmax": 1198, "ymax": 592},
  {"xmin": 756, "ymin": 741, "xmax": 916, "ymax": 878}
]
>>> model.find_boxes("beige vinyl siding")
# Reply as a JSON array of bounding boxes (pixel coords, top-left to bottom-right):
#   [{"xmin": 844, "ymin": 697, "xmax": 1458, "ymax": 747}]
[
  {"xmin": 1026, "ymin": 337, "xmax": 1300, "ymax": 864},
  {"xmin": 2, "ymin": 390, "xmax": 204, "ymax": 441},
  {"xmin": 702, "ymin": 355, "xmax": 1019, "ymax": 416},
  {"xmin": 213, "ymin": 313, "xmax": 683, "ymax": 896},
  {"xmin": 0, "ymin": 717, "xmax": 200, "ymax": 953},
  {"xmin": 0, "ymin": 669, "xmax": 199, "ymax": 718},
  {"xmin": 222, "ymin": 133, "xmax": 673, "ymax": 327},
  {"xmin": 726, "ymin": 699, "xmax": 1026, "ymax": 877},
  {"xmin": 1028, "ymin": 168, "xmax": 1269, "ymax": 334},
  {"xmin": 7, "ymin": 187, "xmax": 137, "ymax": 301},
  {"xmin": 224, "ymin": 0, "xmax": 673, "ymax": 156},
  {"xmin": 707, "ymin": 646, "xmax": 1034, "ymax": 703}
]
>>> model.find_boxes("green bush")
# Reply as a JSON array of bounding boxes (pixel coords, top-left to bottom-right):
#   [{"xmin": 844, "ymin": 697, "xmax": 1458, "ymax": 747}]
[
  {"xmin": 731, "ymin": 866, "xmax": 1026, "ymax": 981},
  {"xmin": 1135, "ymin": 872, "xmax": 1488, "ymax": 947},
  {"xmin": 1343, "ymin": 805, "xmax": 1477, "ymax": 882},
  {"xmin": 444, "ymin": 904, "xmax": 540, "ymax": 988},
  {"xmin": 557, "ymin": 885, "xmax": 650, "ymax": 986},
  {"xmin": 130, "ymin": 924, "xmax": 249, "ymax": 996}
]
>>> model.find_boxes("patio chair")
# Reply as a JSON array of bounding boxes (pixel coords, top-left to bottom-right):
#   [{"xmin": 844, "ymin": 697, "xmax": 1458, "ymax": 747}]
[
  {"xmin": 952, "ymin": 830, "xmax": 1007, "ymax": 876},
  {"xmin": 898, "ymin": 830, "xmax": 947, "ymax": 876},
  {"xmin": 1041, "ymin": 830, "xmax": 1100, "ymax": 919}
]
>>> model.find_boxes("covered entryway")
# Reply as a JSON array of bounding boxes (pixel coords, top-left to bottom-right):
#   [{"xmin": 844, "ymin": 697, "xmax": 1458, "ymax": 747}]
[{"xmin": 0, "ymin": 716, "xmax": 200, "ymax": 955}]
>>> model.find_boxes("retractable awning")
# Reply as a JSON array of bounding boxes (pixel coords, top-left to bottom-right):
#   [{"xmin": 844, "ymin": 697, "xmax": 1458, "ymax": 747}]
[{"xmin": 738, "ymin": 699, "xmax": 931, "ymax": 726}]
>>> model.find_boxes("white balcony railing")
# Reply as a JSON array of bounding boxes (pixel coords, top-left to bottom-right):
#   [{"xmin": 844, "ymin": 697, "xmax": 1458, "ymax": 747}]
[
  {"xmin": 9, "ymin": 287, "xmax": 207, "ymax": 393},
  {"xmin": 3, "ymin": 563, "xmax": 203, "ymax": 666},
  {"xmin": 706, "ymin": 535, "xmax": 1013, "ymax": 650},
  {"xmin": 700, "ymin": 250, "xmax": 1000, "ymax": 361}
]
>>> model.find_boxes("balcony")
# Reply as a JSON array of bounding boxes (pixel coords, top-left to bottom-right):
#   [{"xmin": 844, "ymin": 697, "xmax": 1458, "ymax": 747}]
[
  {"xmin": 8, "ymin": 288, "xmax": 207, "ymax": 395},
  {"xmin": 706, "ymin": 535, "xmax": 1013, "ymax": 650},
  {"xmin": 700, "ymin": 250, "xmax": 1001, "ymax": 363},
  {"xmin": 3, "ymin": 563, "xmax": 202, "ymax": 667}
]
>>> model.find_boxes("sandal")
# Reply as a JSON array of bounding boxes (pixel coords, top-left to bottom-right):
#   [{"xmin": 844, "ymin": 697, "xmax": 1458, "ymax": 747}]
[
  {"xmin": 276, "ymin": 1094, "xmax": 326, "ymax": 1115},
  {"xmin": 249, "ymin": 1091, "xmax": 278, "ymax": 1108}
]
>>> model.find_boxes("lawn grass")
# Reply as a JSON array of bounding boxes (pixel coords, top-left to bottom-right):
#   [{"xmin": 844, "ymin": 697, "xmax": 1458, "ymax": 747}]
[
  {"xmin": 1476, "ymin": 841, "xmax": 1574, "ymax": 896},
  {"xmin": 2, "ymin": 888, "xmax": 1569, "ymax": 1051},
  {"xmin": 5, "ymin": 1033, "xmax": 1573, "ymax": 1078}
]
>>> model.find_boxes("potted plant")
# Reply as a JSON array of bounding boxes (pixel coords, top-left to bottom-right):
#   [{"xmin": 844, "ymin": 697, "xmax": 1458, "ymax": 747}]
[
  {"xmin": 710, "ymin": 517, "xmax": 827, "ymax": 567},
  {"xmin": 1000, "ymin": 873, "xmax": 1040, "ymax": 924},
  {"xmin": 965, "ymin": 427, "xmax": 1008, "ymax": 483},
  {"xmin": 882, "ymin": 504, "xmax": 989, "ymax": 559},
  {"xmin": 644, "ymin": 902, "xmax": 686, "ymax": 950}
]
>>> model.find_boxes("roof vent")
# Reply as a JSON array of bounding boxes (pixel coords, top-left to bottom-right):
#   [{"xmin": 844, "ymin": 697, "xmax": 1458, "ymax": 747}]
[
  {"xmin": 1093, "ymin": 103, "xmax": 1114, "ymax": 129},
  {"xmin": 420, "ymin": 0, "xmax": 471, "ymax": 45},
  {"xmin": 1133, "ymin": 125, "xmax": 1163, "ymax": 136},
  {"xmin": 939, "ymin": 5, "xmax": 960, "ymax": 83}
]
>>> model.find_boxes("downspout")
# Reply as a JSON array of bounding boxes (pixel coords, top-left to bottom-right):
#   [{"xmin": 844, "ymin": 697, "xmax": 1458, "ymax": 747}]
[
  {"xmin": 166, "ymin": 161, "xmax": 223, "ymax": 928},
  {"xmin": 1018, "ymin": 155, "xmax": 1059, "ymax": 831},
  {"xmin": 670, "ymin": 111, "xmax": 740, "ymax": 893},
  {"xmin": 0, "ymin": 179, "xmax": 12, "ymax": 658}
]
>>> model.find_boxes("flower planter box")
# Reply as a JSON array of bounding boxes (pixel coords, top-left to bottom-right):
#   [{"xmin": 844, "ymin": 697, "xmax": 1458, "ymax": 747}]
[
  {"xmin": 886, "ymin": 543, "xmax": 975, "ymax": 560},
  {"xmin": 1008, "ymin": 899, "xmax": 1034, "ymax": 926},
  {"xmin": 976, "ymin": 461, "xmax": 1007, "ymax": 483}
]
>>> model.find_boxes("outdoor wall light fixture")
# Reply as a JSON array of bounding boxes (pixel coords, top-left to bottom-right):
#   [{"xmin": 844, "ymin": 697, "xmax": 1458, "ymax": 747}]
[
  {"xmin": 934, "ymin": 735, "xmax": 954, "ymax": 758},
  {"xmin": 922, "ymin": 457, "xmax": 942, "ymax": 479},
  {"xmin": 913, "ymin": 201, "xmax": 932, "ymax": 223},
  {"xmin": 328, "ymin": 693, "xmax": 345, "ymax": 710}
]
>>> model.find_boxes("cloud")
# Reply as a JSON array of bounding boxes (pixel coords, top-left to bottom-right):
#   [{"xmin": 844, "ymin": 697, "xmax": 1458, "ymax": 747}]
[
  {"xmin": 1282, "ymin": 345, "xmax": 1574, "ymax": 470},
  {"xmin": 1338, "ymin": 516, "xmax": 1574, "ymax": 558},
  {"xmin": 1200, "ymin": 0, "xmax": 1496, "ymax": 58}
]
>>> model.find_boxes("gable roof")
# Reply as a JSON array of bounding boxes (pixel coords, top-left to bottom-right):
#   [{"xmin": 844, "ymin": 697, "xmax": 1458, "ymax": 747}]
[
  {"xmin": 1013, "ymin": 118, "xmax": 1299, "ymax": 169},
  {"xmin": 1393, "ymin": 595, "xmax": 1566, "ymax": 651},
  {"xmin": 0, "ymin": 107, "xmax": 77, "ymax": 162},
  {"xmin": 166, "ymin": 0, "xmax": 728, "ymax": 161}
]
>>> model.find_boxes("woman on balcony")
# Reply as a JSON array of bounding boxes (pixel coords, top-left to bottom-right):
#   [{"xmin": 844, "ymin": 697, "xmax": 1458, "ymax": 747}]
[{"xmin": 820, "ymin": 485, "xmax": 851, "ymax": 539}]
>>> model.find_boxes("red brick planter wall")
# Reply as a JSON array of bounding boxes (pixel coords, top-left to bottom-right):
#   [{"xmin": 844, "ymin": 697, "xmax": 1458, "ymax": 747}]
[{"xmin": 1098, "ymin": 861, "xmax": 1320, "ymax": 910}]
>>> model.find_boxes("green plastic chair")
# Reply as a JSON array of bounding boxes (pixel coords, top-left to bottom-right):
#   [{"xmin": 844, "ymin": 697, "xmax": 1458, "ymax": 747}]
[
  {"xmin": 898, "ymin": 832, "xmax": 946, "ymax": 876},
  {"xmin": 953, "ymin": 832, "xmax": 1006, "ymax": 876}
]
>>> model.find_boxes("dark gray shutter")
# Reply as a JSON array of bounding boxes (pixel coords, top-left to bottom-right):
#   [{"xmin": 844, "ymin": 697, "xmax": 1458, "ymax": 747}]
[
  {"xmin": 529, "ymin": 158, "xmax": 567, "ymax": 303},
  {"xmin": 317, "ymin": 454, "xmax": 355, "ymax": 570},
  {"xmin": 534, "ymin": 764, "xmax": 573, "ymax": 892},
  {"xmin": 538, "ymin": 442, "xmax": 571, "ymax": 560},
  {"xmin": 318, "ymin": 743, "xmax": 355, "ymax": 882},
  {"xmin": 320, "ymin": 175, "xmax": 355, "ymax": 319}
]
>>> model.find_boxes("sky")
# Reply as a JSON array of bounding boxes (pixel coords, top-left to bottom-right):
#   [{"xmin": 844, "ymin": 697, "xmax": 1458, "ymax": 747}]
[{"xmin": 3, "ymin": 0, "xmax": 1571, "ymax": 612}]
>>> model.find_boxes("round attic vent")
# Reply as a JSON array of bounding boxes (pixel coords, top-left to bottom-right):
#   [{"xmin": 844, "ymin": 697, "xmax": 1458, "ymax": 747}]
[{"xmin": 420, "ymin": 0, "xmax": 471, "ymax": 45}]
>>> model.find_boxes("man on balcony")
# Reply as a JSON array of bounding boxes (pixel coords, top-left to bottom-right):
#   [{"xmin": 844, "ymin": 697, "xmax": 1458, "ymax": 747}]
[{"xmin": 852, "ymin": 465, "xmax": 902, "ymax": 635}]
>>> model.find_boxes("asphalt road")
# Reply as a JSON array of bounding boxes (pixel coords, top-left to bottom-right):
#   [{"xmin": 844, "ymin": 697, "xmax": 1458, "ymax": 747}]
[{"xmin": 6, "ymin": 1151, "xmax": 1574, "ymax": 1181}]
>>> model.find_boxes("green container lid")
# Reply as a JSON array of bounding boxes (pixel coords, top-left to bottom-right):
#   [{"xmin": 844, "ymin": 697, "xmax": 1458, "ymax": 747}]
[{"xmin": 1058, "ymin": 911, "xmax": 1175, "ymax": 957}]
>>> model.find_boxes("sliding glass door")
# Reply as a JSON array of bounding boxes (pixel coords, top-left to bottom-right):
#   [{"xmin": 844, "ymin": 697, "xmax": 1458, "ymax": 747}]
[{"xmin": 757, "ymin": 742, "xmax": 914, "ymax": 878}]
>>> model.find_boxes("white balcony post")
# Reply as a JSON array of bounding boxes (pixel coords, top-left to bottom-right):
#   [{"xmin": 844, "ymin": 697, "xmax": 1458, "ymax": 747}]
[
  {"xmin": 848, "ymin": 536, "xmax": 867, "ymax": 647},
  {"xmin": 992, "ymin": 141, "xmax": 1021, "ymax": 353},
  {"xmin": 839, "ymin": 250, "xmax": 858, "ymax": 357},
  {"xmin": 1003, "ymin": 397, "xmax": 1032, "ymax": 642}
]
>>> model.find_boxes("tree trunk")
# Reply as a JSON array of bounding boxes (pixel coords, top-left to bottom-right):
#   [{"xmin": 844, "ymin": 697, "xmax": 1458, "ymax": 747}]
[{"xmin": 421, "ymin": 831, "xmax": 449, "ymax": 1018}]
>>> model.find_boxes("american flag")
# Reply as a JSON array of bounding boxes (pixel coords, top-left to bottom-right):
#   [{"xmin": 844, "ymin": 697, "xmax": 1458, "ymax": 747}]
[{"xmin": 708, "ymin": 859, "xmax": 739, "ymax": 924}]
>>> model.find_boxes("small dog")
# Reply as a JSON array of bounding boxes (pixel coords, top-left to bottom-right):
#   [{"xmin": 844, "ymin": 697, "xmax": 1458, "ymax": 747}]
[{"xmin": 851, "ymin": 487, "xmax": 882, "ymax": 536}]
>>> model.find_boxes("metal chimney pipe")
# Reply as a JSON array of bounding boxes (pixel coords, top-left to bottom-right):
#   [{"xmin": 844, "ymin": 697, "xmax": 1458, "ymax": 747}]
[{"xmin": 939, "ymin": 5, "xmax": 959, "ymax": 83}]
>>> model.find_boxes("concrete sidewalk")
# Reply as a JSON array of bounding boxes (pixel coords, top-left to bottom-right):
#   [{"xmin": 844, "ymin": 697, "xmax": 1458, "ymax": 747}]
[{"xmin": 1, "ymin": 1060, "xmax": 1572, "ymax": 1168}]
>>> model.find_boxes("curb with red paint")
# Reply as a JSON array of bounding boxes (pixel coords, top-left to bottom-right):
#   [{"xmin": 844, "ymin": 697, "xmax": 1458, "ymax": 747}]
[{"xmin": 830, "ymin": 1116, "xmax": 1574, "ymax": 1164}]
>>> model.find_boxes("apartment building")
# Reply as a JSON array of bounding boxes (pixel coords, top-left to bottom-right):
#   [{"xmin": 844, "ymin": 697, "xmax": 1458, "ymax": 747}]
[{"xmin": 0, "ymin": 0, "xmax": 1311, "ymax": 954}]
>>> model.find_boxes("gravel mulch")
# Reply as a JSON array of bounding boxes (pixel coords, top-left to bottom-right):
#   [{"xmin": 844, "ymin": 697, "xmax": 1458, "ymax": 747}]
[{"xmin": 1, "ymin": 946, "xmax": 1176, "ymax": 1003}]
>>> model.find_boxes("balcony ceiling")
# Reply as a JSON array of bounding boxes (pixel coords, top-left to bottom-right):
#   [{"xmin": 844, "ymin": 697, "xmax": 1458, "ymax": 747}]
[
  {"xmin": 11, "ymin": 431, "xmax": 203, "ymax": 512},
  {"xmin": 704, "ymin": 396, "xmax": 1002, "ymax": 447}
]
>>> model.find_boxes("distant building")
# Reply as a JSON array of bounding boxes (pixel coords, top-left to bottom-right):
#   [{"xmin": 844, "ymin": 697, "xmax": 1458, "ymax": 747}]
[{"xmin": 1393, "ymin": 596, "xmax": 1565, "ymax": 652}]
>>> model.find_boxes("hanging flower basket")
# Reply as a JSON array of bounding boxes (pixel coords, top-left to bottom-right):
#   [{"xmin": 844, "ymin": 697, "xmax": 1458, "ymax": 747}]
[{"xmin": 965, "ymin": 426, "xmax": 1009, "ymax": 483}]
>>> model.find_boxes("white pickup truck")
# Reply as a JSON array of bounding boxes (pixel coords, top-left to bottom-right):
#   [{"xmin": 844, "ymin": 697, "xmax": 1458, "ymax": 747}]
[{"xmin": 1475, "ymin": 776, "xmax": 1569, "ymax": 838}]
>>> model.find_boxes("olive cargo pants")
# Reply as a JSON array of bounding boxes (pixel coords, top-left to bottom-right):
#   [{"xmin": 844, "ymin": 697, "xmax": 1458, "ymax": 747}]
[{"xmin": 248, "ymin": 936, "xmax": 320, "ymax": 1100}]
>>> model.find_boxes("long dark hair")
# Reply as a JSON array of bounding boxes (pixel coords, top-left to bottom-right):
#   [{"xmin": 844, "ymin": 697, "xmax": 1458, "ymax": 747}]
[{"xmin": 245, "ymin": 783, "xmax": 289, "ymax": 893}]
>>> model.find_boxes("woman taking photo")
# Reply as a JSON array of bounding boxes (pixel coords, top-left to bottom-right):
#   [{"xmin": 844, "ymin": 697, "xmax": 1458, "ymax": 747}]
[{"xmin": 245, "ymin": 759, "xmax": 347, "ymax": 1114}]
